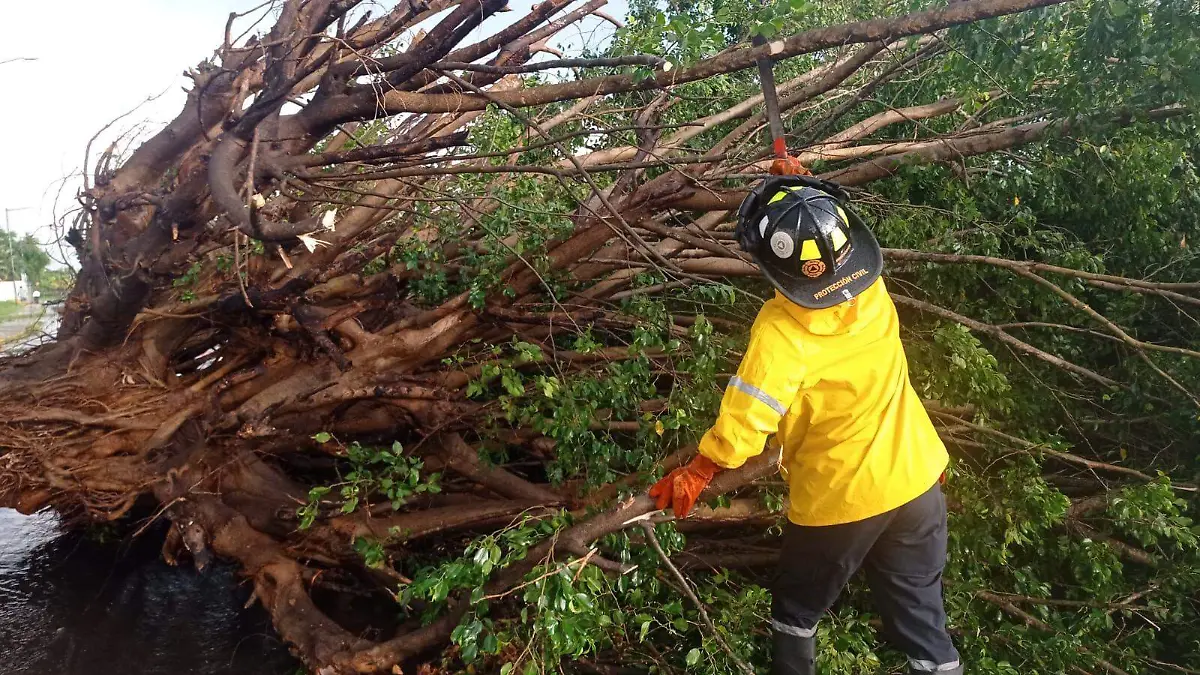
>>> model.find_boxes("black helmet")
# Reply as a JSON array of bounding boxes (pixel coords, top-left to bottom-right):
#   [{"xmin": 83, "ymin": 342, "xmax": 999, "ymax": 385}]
[{"xmin": 736, "ymin": 176, "xmax": 883, "ymax": 309}]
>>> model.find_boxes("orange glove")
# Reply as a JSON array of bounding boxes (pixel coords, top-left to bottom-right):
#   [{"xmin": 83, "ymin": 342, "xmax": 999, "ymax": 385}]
[
  {"xmin": 649, "ymin": 455, "xmax": 722, "ymax": 518},
  {"xmin": 770, "ymin": 155, "xmax": 811, "ymax": 176}
]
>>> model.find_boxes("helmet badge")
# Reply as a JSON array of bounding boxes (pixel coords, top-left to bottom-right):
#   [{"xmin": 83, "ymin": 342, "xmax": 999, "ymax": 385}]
[
  {"xmin": 770, "ymin": 231, "xmax": 794, "ymax": 258},
  {"xmin": 802, "ymin": 259, "xmax": 826, "ymax": 278}
]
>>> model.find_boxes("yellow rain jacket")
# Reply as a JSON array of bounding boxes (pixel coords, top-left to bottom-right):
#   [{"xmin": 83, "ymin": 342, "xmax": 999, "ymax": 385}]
[{"xmin": 698, "ymin": 278, "xmax": 947, "ymax": 526}]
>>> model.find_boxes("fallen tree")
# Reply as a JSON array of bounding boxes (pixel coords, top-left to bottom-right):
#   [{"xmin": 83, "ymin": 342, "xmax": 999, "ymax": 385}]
[{"xmin": 3, "ymin": 0, "xmax": 1199, "ymax": 672}]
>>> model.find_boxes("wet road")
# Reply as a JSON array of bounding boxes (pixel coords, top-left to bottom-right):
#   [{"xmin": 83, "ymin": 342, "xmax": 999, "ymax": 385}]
[
  {"xmin": 0, "ymin": 509, "xmax": 301, "ymax": 675},
  {"xmin": 0, "ymin": 304, "xmax": 41, "ymax": 338},
  {"xmin": 0, "ymin": 304, "xmax": 54, "ymax": 352}
]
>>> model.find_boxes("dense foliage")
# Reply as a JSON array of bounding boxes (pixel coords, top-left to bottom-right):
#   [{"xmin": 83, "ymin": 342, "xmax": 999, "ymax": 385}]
[
  {"xmin": 370, "ymin": 1, "xmax": 1200, "ymax": 673},
  {"xmin": 0, "ymin": 229, "xmax": 51, "ymax": 287}
]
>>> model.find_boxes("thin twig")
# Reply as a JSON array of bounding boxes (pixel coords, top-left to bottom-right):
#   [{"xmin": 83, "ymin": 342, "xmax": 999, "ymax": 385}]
[
  {"xmin": 433, "ymin": 54, "xmax": 665, "ymax": 74},
  {"xmin": 640, "ymin": 522, "xmax": 755, "ymax": 675},
  {"xmin": 237, "ymin": 127, "xmax": 260, "ymax": 309},
  {"xmin": 435, "ymin": 70, "xmax": 685, "ymax": 277},
  {"xmin": 928, "ymin": 410, "xmax": 1161, "ymax": 483},
  {"xmin": 976, "ymin": 591, "xmax": 1132, "ymax": 675},
  {"xmin": 1008, "ymin": 266, "xmax": 1200, "ymax": 409}
]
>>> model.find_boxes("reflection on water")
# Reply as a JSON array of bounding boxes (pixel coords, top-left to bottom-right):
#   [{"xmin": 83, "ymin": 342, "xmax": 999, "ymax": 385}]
[{"xmin": 0, "ymin": 508, "xmax": 299, "ymax": 675}]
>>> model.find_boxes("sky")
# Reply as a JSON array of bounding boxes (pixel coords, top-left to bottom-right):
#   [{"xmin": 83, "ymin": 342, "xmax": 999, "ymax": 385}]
[{"xmin": 0, "ymin": 0, "xmax": 624, "ymax": 268}]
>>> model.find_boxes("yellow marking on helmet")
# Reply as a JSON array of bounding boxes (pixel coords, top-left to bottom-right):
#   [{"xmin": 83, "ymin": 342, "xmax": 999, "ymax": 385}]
[
  {"xmin": 830, "ymin": 227, "xmax": 848, "ymax": 250},
  {"xmin": 767, "ymin": 185, "xmax": 809, "ymax": 205},
  {"xmin": 830, "ymin": 205, "xmax": 851, "ymax": 250},
  {"xmin": 799, "ymin": 239, "xmax": 821, "ymax": 260}
]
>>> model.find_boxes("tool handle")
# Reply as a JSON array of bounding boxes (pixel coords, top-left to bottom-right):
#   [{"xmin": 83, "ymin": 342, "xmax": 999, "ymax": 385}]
[
  {"xmin": 772, "ymin": 137, "xmax": 788, "ymax": 160},
  {"xmin": 752, "ymin": 34, "xmax": 787, "ymax": 159}
]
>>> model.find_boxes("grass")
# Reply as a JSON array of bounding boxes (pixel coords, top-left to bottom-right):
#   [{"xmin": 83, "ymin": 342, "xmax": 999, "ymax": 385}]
[{"xmin": 0, "ymin": 301, "xmax": 26, "ymax": 321}]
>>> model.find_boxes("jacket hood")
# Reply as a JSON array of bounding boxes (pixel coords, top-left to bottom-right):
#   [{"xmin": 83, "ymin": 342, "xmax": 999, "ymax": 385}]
[{"xmin": 778, "ymin": 278, "xmax": 888, "ymax": 336}]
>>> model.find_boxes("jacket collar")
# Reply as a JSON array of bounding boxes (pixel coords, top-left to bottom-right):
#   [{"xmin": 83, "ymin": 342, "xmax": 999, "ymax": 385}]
[{"xmin": 777, "ymin": 278, "xmax": 887, "ymax": 336}]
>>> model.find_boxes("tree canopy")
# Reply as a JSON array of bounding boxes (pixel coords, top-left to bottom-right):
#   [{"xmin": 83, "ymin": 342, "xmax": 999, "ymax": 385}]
[
  {"xmin": 0, "ymin": 0, "xmax": 1198, "ymax": 673},
  {"xmin": 0, "ymin": 230, "xmax": 51, "ymax": 287}
]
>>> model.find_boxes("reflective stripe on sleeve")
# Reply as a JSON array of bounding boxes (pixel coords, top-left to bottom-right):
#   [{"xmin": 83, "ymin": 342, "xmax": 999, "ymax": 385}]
[
  {"xmin": 909, "ymin": 658, "xmax": 962, "ymax": 672},
  {"xmin": 770, "ymin": 618, "xmax": 816, "ymax": 638},
  {"xmin": 729, "ymin": 376, "xmax": 788, "ymax": 416}
]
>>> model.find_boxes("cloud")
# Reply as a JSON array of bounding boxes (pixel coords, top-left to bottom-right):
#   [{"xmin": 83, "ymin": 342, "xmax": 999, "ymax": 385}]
[
  {"xmin": 0, "ymin": 0, "xmax": 623, "ymax": 263},
  {"xmin": 0, "ymin": 0, "xmax": 249, "ymax": 245}
]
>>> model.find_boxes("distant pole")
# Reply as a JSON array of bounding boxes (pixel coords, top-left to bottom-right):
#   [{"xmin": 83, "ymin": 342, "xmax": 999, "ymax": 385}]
[{"xmin": 3, "ymin": 207, "xmax": 30, "ymax": 299}]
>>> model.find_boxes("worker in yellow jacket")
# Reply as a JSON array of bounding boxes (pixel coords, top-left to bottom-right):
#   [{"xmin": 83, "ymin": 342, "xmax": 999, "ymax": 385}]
[{"xmin": 650, "ymin": 176, "xmax": 961, "ymax": 675}]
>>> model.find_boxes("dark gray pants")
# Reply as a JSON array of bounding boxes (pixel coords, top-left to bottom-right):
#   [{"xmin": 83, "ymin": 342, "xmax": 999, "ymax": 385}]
[{"xmin": 771, "ymin": 482, "xmax": 961, "ymax": 672}]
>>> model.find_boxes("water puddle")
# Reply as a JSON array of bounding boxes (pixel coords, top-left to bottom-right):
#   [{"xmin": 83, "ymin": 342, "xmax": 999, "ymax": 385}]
[{"xmin": 0, "ymin": 508, "xmax": 300, "ymax": 674}]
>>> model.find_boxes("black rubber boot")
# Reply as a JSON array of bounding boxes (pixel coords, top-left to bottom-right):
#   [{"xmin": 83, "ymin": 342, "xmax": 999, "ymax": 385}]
[
  {"xmin": 772, "ymin": 632, "xmax": 815, "ymax": 675},
  {"xmin": 909, "ymin": 664, "xmax": 963, "ymax": 675}
]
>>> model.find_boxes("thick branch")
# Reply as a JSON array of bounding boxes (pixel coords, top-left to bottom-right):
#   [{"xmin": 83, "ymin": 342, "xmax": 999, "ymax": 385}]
[{"xmin": 305, "ymin": 0, "xmax": 1072, "ymax": 121}]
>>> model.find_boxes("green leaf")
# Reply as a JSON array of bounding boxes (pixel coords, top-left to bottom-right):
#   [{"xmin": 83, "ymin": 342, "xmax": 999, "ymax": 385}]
[
  {"xmin": 474, "ymin": 546, "xmax": 492, "ymax": 566},
  {"xmin": 685, "ymin": 648, "xmax": 701, "ymax": 666},
  {"xmin": 501, "ymin": 371, "xmax": 525, "ymax": 397},
  {"xmin": 481, "ymin": 632, "xmax": 498, "ymax": 654},
  {"xmin": 312, "ymin": 432, "xmax": 332, "ymax": 444}
]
